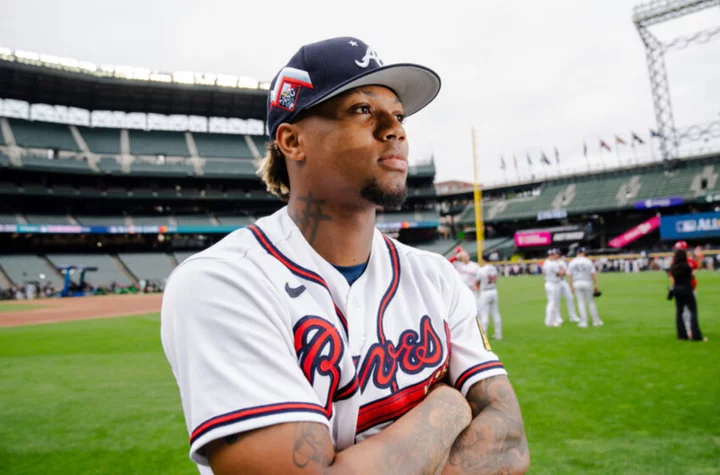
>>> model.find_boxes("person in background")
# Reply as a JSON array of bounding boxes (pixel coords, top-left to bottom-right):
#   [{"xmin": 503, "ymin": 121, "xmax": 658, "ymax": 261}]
[{"xmin": 668, "ymin": 249, "xmax": 706, "ymax": 342}]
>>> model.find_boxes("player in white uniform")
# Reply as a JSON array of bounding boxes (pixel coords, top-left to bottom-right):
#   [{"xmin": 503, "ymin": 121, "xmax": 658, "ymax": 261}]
[
  {"xmin": 161, "ymin": 37, "xmax": 528, "ymax": 475},
  {"xmin": 451, "ymin": 249, "xmax": 482, "ymax": 304},
  {"xmin": 567, "ymin": 247, "xmax": 603, "ymax": 327},
  {"xmin": 557, "ymin": 255, "xmax": 580, "ymax": 324},
  {"xmin": 542, "ymin": 249, "xmax": 563, "ymax": 327},
  {"xmin": 477, "ymin": 262, "xmax": 502, "ymax": 340}
]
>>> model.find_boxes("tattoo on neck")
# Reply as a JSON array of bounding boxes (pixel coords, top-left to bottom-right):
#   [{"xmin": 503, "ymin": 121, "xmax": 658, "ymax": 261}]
[{"xmin": 292, "ymin": 192, "xmax": 332, "ymax": 245}]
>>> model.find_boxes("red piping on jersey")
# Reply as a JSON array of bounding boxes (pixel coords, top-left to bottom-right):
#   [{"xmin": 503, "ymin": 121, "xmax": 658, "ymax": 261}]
[
  {"xmin": 454, "ymin": 361, "xmax": 505, "ymax": 392},
  {"xmin": 248, "ymin": 224, "xmax": 349, "ymax": 338},
  {"xmin": 190, "ymin": 402, "xmax": 327, "ymax": 445},
  {"xmin": 376, "ymin": 235, "xmax": 401, "ymax": 392}
]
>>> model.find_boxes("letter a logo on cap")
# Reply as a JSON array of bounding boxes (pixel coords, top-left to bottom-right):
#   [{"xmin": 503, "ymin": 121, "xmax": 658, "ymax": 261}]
[
  {"xmin": 355, "ymin": 46, "xmax": 384, "ymax": 68},
  {"xmin": 270, "ymin": 67, "xmax": 314, "ymax": 112}
]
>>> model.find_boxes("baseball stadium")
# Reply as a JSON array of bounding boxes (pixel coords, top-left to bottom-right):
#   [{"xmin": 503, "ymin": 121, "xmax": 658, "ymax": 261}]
[{"xmin": 1, "ymin": 1, "xmax": 719, "ymax": 474}]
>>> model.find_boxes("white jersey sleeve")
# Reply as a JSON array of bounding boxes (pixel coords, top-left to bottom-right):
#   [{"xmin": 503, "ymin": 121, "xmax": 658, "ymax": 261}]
[
  {"xmin": 161, "ymin": 257, "xmax": 331, "ymax": 466},
  {"xmin": 442, "ymin": 260, "xmax": 506, "ymax": 396}
]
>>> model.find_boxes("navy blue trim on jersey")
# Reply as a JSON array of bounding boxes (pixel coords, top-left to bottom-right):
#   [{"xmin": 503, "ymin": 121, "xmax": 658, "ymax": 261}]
[
  {"xmin": 454, "ymin": 361, "xmax": 505, "ymax": 392},
  {"xmin": 376, "ymin": 235, "xmax": 401, "ymax": 392},
  {"xmin": 334, "ymin": 377, "xmax": 360, "ymax": 402},
  {"xmin": 248, "ymin": 225, "xmax": 349, "ymax": 338},
  {"xmin": 190, "ymin": 402, "xmax": 327, "ymax": 446}
]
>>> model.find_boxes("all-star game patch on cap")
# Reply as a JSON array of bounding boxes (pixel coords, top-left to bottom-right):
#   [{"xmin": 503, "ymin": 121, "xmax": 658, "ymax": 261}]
[{"xmin": 267, "ymin": 37, "xmax": 441, "ymax": 139}]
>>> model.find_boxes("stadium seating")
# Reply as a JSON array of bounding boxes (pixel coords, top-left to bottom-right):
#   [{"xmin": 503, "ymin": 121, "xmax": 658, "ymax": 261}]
[
  {"xmin": 76, "ymin": 216, "xmax": 127, "ymax": 226},
  {"xmin": 128, "ymin": 130, "xmax": 189, "ymax": 156},
  {"xmin": 413, "ymin": 239, "xmax": 460, "ymax": 256},
  {"xmin": 0, "ymin": 214, "xmax": 19, "ymax": 224},
  {"xmin": 21, "ymin": 155, "xmax": 91, "ymax": 172},
  {"xmin": 129, "ymin": 160, "xmax": 194, "ymax": 176},
  {"xmin": 77, "ymin": 126, "xmax": 122, "ymax": 154},
  {"xmin": 173, "ymin": 215, "xmax": 214, "ymax": 225},
  {"xmin": 0, "ymin": 153, "xmax": 10, "ymax": 167},
  {"xmin": 193, "ymin": 133, "xmax": 253, "ymax": 158},
  {"xmin": 202, "ymin": 159, "xmax": 257, "ymax": 177},
  {"xmin": 97, "ymin": 156, "xmax": 123, "ymax": 173},
  {"xmin": 47, "ymin": 254, "xmax": 132, "ymax": 287},
  {"xmin": 174, "ymin": 251, "xmax": 198, "ymax": 264},
  {"xmin": 131, "ymin": 215, "xmax": 171, "ymax": 226},
  {"xmin": 25, "ymin": 214, "xmax": 72, "ymax": 225},
  {"xmin": 9, "ymin": 119, "xmax": 79, "ymax": 151},
  {"xmin": 251, "ymin": 136, "xmax": 268, "ymax": 154},
  {"xmin": 216, "ymin": 215, "xmax": 254, "ymax": 227},
  {"xmin": 118, "ymin": 253, "xmax": 175, "ymax": 282},
  {"xmin": 0, "ymin": 255, "xmax": 64, "ymax": 288}
]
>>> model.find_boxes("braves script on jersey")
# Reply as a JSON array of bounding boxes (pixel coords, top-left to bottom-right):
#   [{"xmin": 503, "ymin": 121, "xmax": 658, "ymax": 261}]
[{"xmin": 161, "ymin": 208, "xmax": 506, "ymax": 472}]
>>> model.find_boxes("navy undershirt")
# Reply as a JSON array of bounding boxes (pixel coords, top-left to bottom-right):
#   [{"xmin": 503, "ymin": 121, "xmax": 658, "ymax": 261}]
[{"xmin": 332, "ymin": 261, "xmax": 369, "ymax": 285}]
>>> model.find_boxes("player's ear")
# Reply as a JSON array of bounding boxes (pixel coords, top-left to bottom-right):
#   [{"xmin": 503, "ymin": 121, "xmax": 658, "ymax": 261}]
[{"xmin": 276, "ymin": 124, "xmax": 305, "ymax": 163}]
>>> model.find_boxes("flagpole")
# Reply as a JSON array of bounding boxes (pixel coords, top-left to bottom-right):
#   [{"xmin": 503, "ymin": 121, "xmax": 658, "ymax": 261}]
[{"xmin": 471, "ymin": 127, "xmax": 484, "ymax": 263}]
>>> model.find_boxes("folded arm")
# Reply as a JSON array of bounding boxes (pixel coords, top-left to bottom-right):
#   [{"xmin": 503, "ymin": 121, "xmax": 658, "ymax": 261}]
[
  {"xmin": 443, "ymin": 375, "xmax": 529, "ymax": 474},
  {"xmin": 206, "ymin": 384, "xmax": 472, "ymax": 475}
]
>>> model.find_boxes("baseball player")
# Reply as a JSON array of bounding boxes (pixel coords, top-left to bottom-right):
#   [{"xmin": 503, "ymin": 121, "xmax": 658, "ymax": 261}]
[
  {"xmin": 161, "ymin": 37, "xmax": 528, "ymax": 475},
  {"xmin": 672, "ymin": 241, "xmax": 699, "ymax": 334},
  {"xmin": 542, "ymin": 248, "xmax": 563, "ymax": 327},
  {"xmin": 567, "ymin": 247, "xmax": 603, "ymax": 327},
  {"xmin": 556, "ymin": 253, "xmax": 580, "ymax": 324},
  {"xmin": 477, "ymin": 260, "xmax": 503, "ymax": 340}
]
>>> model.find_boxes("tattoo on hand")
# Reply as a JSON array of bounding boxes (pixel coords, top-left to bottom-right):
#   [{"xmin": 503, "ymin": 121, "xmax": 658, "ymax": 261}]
[
  {"xmin": 447, "ymin": 376, "xmax": 529, "ymax": 474},
  {"xmin": 291, "ymin": 192, "xmax": 332, "ymax": 245},
  {"xmin": 292, "ymin": 422, "xmax": 335, "ymax": 469}
]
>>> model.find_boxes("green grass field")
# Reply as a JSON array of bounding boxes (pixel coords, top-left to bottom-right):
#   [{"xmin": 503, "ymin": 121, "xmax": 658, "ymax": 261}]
[
  {"xmin": 0, "ymin": 302, "xmax": 46, "ymax": 312},
  {"xmin": 1, "ymin": 272, "xmax": 718, "ymax": 474}
]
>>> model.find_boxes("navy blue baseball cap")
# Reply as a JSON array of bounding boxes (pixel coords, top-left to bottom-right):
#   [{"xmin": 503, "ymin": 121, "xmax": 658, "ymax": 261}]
[
  {"xmin": 267, "ymin": 37, "xmax": 441, "ymax": 139},
  {"xmin": 577, "ymin": 246, "xmax": 587, "ymax": 254}
]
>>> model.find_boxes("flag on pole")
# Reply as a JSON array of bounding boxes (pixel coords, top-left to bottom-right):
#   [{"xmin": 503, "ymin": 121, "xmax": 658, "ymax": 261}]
[
  {"xmin": 526, "ymin": 153, "xmax": 533, "ymax": 166},
  {"xmin": 615, "ymin": 136, "xmax": 627, "ymax": 146},
  {"xmin": 631, "ymin": 132, "xmax": 645, "ymax": 145},
  {"xmin": 600, "ymin": 139, "xmax": 612, "ymax": 152},
  {"xmin": 541, "ymin": 152, "xmax": 551, "ymax": 166},
  {"xmin": 500, "ymin": 156, "xmax": 506, "ymax": 170},
  {"xmin": 650, "ymin": 129, "xmax": 663, "ymax": 139},
  {"xmin": 583, "ymin": 141, "xmax": 588, "ymax": 158},
  {"xmin": 513, "ymin": 155, "xmax": 518, "ymax": 170},
  {"xmin": 554, "ymin": 147, "xmax": 560, "ymax": 164}
]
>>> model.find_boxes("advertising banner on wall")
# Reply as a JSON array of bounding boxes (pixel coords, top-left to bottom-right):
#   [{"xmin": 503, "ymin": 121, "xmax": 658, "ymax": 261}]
[
  {"xmin": 607, "ymin": 216, "xmax": 660, "ymax": 248},
  {"xmin": 659, "ymin": 212, "xmax": 720, "ymax": 240}
]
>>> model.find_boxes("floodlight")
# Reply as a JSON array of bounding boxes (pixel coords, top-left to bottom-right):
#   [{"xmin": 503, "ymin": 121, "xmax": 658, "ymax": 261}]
[
  {"xmin": 216, "ymin": 74, "xmax": 238, "ymax": 88},
  {"xmin": 173, "ymin": 71, "xmax": 195, "ymax": 84}
]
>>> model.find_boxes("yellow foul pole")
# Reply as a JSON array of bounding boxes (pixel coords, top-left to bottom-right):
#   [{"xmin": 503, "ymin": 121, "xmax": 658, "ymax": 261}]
[{"xmin": 471, "ymin": 127, "xmax": 484, "ymax": 263}]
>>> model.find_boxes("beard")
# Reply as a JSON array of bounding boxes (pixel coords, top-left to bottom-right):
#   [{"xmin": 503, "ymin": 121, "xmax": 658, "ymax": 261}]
[{"xmin": 360, "ymin": 178, "xmax": 408, "ymax": 209}]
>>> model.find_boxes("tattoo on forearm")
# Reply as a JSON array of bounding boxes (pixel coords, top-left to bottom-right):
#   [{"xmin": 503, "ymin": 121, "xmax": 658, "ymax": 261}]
[
  {"xmin": 292, "ymin": 422, "xmax": 335, "ymax": 469},
  {"xmin": 377, "ymin": 389, "xmax": 471, "ymax": 475},
  {"xmin": 447, "ymin": 376, "xmax": 529, "ymax": 474},
  {"xmin": 290, "ymin": 192, "xmax": 332, "ymax": 245}
]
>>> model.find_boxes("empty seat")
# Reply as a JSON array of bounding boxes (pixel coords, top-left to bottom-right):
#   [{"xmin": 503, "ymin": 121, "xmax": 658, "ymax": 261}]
[
  {"xmin": 47, "ymin": 254, "xmax": 131, "ymax": 287},
  {"xmin": 25, "ymin": 214, "xmax": 72, "ymax": 225},
  {"xmin": 78, "ymin": 126, "xmax": 121, "ymax": 154},
  {"xmin": 119, "ymin": 253, "xmax": 174, "ymax": 282},
  {"xmin": 193, "ymin": 133, "xmax": 253, "ymax": 158},
  {"xmin": 21, "ymin": 155, "xmax": 90, "ymax": 172},
  {"xmin": 0, "ymin": 255, "xmax": 64, "ymax": 288},
  {"xmin": 130, "ymin": 160, "xmax": 194, "ymax": 176},
  {"xmin": 202, "ymin": 159, "xmax": 257, "ymax": 177},
  {"xmin": 129, "ymin": 130, "xmax": 189, "ymax": 156},
  {"xmin": 9, "ymin": 119, "xmax": 79, "ymax": 151}
]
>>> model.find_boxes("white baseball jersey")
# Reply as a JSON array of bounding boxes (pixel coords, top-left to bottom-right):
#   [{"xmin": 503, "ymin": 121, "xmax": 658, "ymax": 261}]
[
  {"xmin": 568, "ymin": 257, "xmax": 595, "ymax": 285},
  {"xmin": 452, "ymin": 260, "xmax": 481, "ymax": 290},
  {"xmin": 161, "ymin": 207, "xmax": 506, "ymax": 472},
  {"xmin": 542, "ymin": 259, "xmax": 563, "ymax": 284},
  {"xmin": 477, "ymin": 264, "xmax": 499, "ymax": 291}
]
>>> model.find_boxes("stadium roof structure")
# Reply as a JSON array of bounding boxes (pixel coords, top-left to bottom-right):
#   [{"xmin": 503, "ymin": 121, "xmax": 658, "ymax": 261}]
[{"xmin": 0, "ymin": 48, "xmax": 268, "ymax": 120}]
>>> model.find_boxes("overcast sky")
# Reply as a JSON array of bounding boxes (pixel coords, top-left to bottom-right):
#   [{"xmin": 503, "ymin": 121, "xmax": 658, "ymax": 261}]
[{"xmin": 1, "ymin": 0, "xmax": 718, "ymax": 185}]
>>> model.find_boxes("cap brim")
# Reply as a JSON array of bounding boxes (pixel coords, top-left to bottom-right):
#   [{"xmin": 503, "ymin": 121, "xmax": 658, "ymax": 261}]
[{"xmin": 304, "ymin": 63, "xmax": 441, "ymax": 118}]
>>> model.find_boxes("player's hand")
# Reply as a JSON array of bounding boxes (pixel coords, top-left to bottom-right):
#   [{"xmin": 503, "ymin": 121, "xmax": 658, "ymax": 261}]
[{"xmin": 667, "ymin": 287, "xmax": 674, "ymax": 301}]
